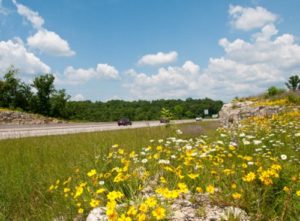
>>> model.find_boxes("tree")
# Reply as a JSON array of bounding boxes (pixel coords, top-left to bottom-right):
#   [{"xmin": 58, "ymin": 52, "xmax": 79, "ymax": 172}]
[
  {"xmin": 50, "ymin": 89, "xmax": 70, "ymax": 118},
  {"xmin": 285, "ymin": 75, "xmax": 300, "ymax": 91},
  {"xmin": 32, "ymin": 74, "xmax": 55, "ymax": 115}
]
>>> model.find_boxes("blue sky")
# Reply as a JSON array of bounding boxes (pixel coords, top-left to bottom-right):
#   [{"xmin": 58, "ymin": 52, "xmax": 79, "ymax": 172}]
[{"xmin": 0, "ymin": 0, "xmax": 300, "ymax": 102}]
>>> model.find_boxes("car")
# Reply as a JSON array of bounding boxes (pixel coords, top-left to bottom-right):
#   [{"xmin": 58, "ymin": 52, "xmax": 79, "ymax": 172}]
[
  {"xmin": 195, "ymin": 117, "xmax": 202, "ymax": 121},
  {"xmin": 117, "ymin": 118, "xmax": 132, "ymax": 126},
  {"xmin": 160, "ymin": 118, "xmax": 170, "ymax": 123}
]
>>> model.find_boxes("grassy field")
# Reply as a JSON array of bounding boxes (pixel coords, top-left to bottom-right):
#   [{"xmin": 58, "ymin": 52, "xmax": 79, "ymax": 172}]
[{"xmin": 0, "ymin": 121, "xmax": 219, "ymax": 220}]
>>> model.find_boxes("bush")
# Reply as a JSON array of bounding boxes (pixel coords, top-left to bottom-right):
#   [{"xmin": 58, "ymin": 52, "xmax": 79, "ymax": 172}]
[
  {"xmin": 287, "ymin": 93, "xmax": 300, "ymax": 104},
  {"xmin": 267, "ymin": 86, "xmax": 285, "ymax": 97}
]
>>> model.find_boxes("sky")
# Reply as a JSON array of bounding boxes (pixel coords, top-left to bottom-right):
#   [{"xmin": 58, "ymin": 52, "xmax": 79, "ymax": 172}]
[{"xmin": 0, "ymin": 0, "xmax": 300, "ymax": 102}]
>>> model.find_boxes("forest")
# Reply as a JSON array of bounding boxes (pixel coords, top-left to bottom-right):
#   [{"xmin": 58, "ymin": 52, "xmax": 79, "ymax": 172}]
[{"xmin": 0, "ymin": 68, "xmax": 223, "ymax": 121}]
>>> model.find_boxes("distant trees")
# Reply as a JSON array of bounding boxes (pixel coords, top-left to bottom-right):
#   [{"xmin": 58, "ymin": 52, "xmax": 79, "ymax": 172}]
[
  {"xmin": 0, "ymin": 67, "xmax": 69, "ymax": 118},
  {"xmin": 285, "ymin": 75, "xmax": 300, "ymax": 91}
]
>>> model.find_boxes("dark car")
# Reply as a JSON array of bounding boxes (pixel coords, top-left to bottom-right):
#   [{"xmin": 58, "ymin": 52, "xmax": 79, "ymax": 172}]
[
  {"xmin": 118, "ymin": 118, "xmax": 132, "ymax": 126},
  {"xmin": 160, "ymin": 118, "xmax": 170, "ymax": 123}
]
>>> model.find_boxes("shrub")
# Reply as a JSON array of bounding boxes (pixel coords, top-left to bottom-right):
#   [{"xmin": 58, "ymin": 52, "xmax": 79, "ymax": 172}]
[{"xmin": 267, "ymin": 86, "xmax": 285, "ymax": 97}]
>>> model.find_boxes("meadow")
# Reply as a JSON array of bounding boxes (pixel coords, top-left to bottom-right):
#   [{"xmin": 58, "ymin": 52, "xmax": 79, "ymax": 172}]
[{"xmin": 0, "ymin": 121, "xmax": 218, "ymax": 220}]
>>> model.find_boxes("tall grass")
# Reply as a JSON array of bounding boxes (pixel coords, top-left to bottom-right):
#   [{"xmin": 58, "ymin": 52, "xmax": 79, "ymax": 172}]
[{"xmin": 0, "ymin": 122, "xmax": 216, "ymax": 220}]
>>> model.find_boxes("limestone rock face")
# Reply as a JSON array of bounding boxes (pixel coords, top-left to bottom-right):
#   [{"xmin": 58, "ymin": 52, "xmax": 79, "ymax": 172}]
[
  {"xmin": 0, "ymin": 110, "xmax": 65, "ymax": 125},
  {"xmin": 219, "ymin": 101, "xmax": 283, "ymax": 127}
]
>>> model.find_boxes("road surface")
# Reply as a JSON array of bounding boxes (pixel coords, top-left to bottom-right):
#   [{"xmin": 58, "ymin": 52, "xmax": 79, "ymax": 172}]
[{"xmin": 0, "ymin": 120, "xmax": 199, "ymax": 140}]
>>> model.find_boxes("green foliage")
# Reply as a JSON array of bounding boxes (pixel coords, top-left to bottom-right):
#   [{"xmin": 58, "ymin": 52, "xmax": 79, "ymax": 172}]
[
  {"xmin": 285, "ymin": 74, "xmax": 300, "ymax": 91},
  {"xmin": 160, "ymin": 107, "xmax": 174, "ymax": 120},
  {"xmin": 267, "ymin": 86, "xmax": 285, "ymax": 97},
  {"xmin": 287, "ymin": 92, "xmax": 300, "ymax": 104}
]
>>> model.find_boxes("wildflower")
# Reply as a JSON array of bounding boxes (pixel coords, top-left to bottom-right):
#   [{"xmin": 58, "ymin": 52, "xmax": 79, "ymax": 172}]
[
  {"xmin": 206, "ymin": 185, "xmax": 215, "ymax": 194},
  {"xmin": 127, "ymin": 206, "xmax": 137, "ymax": 216},
  {"xmin": 196, "ymin": 187, "xmax": 203, "ymax": 193},
  {"xmin": 99, "ymin": 180, "xmax": 105, "ymax": 185},
  {"xmin": 87, "ymin": 169, "xmax": 97, "ymax": 177},
  {"xmin": 242, "ymin": 172, "xmax": 256, "ymax": 182},
  {"xmin": 176, "ymin": 129, "xmax": 183, "ymax": 135},
  {"xmin": 232, "ymin": 192, "xmax": 242, "ymax": 199},
  {"xmin": 187, "ymin": 173, "xmax": 199, "ymax": 179},
  {"xmin": 152, "ymin": 207, "xmax": 166, "ymax": 220},
  {"xmin": 296, "ymin": 191, "xmax": 300, "ymax": 197},
  {"xmin": 139, "ymin": 203, "xmax": 148, "ymax": 213},
  {"xmin": 283, "ymin": 186, "xmax": 290, "ymax": 193},
  {"xmin": 295, "ymin": 132, "xmax": 300, "ymax": 137},
  {"xmin": 137, "ymin": 213, "xmax": 146, "ymax": 221},
  {"xmin": 78, "ymin": 208, "xmax": 84, "ymax": 214},
  {"xmin": 178, "ymin": 183, "xmax": 189, "ymax": 193},
  {"xmin": 63, "ymin": 188, "xmax": 70, "ymax": 193},
  {"xmin": 107, "ymin": 191, "xmax": 124, "ymax": 201},
  {"xmin": 280, "ymin": 154, "xmax": 287, "ymax": 160},
  {"xmin": 231, "ymin": 183, "xmax": 237, "ymax": 189},
  {"xmin": 118, "ymin": 214, "xmax": 132, "ymax": 221},
  {"xmin": 141, "ymin": 158, "xmax": 148, "ymax": 164},
  {"xmin": 96, "ymin": 188, "xmax": 105, "ymax": 194},
  {"xmin": 145, "ymin": 197, "xmax": 157, "ymax": 208},
  {"xmin": 90, "ymin": 199, "xmax": 100, "ymax": 208}
]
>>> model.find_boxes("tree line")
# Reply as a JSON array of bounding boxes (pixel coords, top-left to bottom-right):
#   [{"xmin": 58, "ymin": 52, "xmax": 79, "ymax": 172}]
[{"xmin": 0, "ymin": 68, "xmax": 224, "ymax": 121}]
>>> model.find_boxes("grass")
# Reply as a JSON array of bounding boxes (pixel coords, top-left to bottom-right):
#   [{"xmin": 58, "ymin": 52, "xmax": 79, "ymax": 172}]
[{"xmin": 0, "ymin": 121, "xmax": 217, "ymax": 220}]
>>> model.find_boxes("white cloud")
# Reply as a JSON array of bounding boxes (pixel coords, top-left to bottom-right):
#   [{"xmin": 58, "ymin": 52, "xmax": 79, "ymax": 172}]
[
  {"xmin": 138, "ymin": 51, "xmax": 178, "ymax": 66},
  {"xmin": 64, "ymin": 63, "xmax": 119, "ymax": 84},
  {"xmin": 125, "ymin": 61, "xmax": 210, "ymax": 99},
  {"xmin": 12, "ymin": 0, "xmax": 44, "ymax": 29},
  {"xmin": 12, "ymin": 0, "xmax": 75, "ymax": 57},
  {"xmin": 71, "ymin": 94, "xmax": 85, "ymax": 101},
  {"xmin": 127, "ymin": 21, "xmax": 300, "ymax": 101},
  {"xmin": 229, "ymin": 5, "xmax": 277, "ymax": 31},
  {"xmin": 27, "ymin": 29, "xmax": 75, "ymax": 56},
  {"xmin": 0, "ymin": 38, "xmax": 50, "ymax": 75}
]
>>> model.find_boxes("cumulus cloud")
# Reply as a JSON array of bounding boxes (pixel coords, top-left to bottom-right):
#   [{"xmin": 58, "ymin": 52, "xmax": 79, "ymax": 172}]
[
  {"xmin": 64, "ymin": 63, "xmax": 119, "ymax": 84},
  {"xmin": 12, "ymin": 0, "xmax": 75, "ymax": 57},
  {"xmin": 0, "ymin": 38, "xmax": 51, "ymax": 75},
  {"xmin": 27, "ymin": 29, "xmax": 75, "ymax": 56},
  {"xmin": 71, "ymin": 94, "xmax": 85, "ymax": 101},
  {"xmin": 125, "ymin": 61, "xmax": 211, "ymax": 99},
  {"xmin": 138, "ymin": 51, "xmax": 178, "ymax": 66},
  {"xmin": 12, "ymin": 0, "xmax": 44, "ymax": 29},
  {"xmin": 126, "ymin": 6, "xmax": 300, "ymax": 101},
  {"xmin": 229, "ymin": 5, "xmax": 277, "ymax": 31}
]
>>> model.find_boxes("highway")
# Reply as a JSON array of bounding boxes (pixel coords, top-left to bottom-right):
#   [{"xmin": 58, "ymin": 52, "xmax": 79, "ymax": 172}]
[{"xmin": 0, "ymin": 120, "xmax": 196, "ymax": 140}]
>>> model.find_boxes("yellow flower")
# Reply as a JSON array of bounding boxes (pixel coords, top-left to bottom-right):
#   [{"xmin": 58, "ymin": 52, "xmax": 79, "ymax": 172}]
[
  {"xmin": 206, "ymin": 185, "xmax": 215, "ymax": 194},
  {"xmin": 137, "ymin": 213, "xmax": 146, "ymax": 221},
  {"xmin": 231, "ymin": 183, "xmax": 237, "ymax": 189},
  {"xmin": 107, "ymin": 191, "xmax": 124, "ymax": 201},
  {"xmin": 78, "ymin": 208, "xmax": 84, "ymax": 214},
  {"xmin": 242, "ymin": 172, "xmax": 256, "ymax": 182},
  {"xmin": 196, "ymin": 187, "xmax": 203, "ymax": 193},
  {"xmin": 87, "ymin": 169, "xmax": 97, "ymax": 177},
  {"xmin": 139, "ymin": 203, "xmax": 148, "ymax": 213},
  {"xmin": 145, "ymin": 197, "xmax": 158, "ymax": 208},
  {"xmin": 187, "ymin": 173, "xmax": 199, "ymax": 179},
  {"xmin": 152, "ymin": 207, "xmax": 166, "ymax": 220},
  {"xmin": 95, "ymin": 188, "xmax": 105, "ymax": 194},
  {"xmin": 63, "ymin": 188, "xmax": 70, "ymax": 193},
  {"xmin": 178, "ymin": 183, "xmax": 189, "ymax": 193},
  {"xmin": 232, "ymin": 192, "xmax": 242, "ymax": 199},
  {"xmin": 127, "ymin": 206, "xmax": 137, "ymax": 216},
  {"xmin": 296, "ymin": 190, "xmax": 300, "ymax": 197},
  {"xmin": 90, "ymin": 199, "xmax": 100, "ymax": 208},
  {"xmin": 283, "ymin": 186, "xmax": 290, "ymax": 193},
  {"xmin": 118, "ymin": 214, "xmax": 132, "ymax": 221}
]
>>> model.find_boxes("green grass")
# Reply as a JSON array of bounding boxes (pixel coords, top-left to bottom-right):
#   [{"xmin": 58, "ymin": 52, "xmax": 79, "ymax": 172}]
[{"xmin": 0, "ymin": 121, "xmax": 217, "ymax": 220}]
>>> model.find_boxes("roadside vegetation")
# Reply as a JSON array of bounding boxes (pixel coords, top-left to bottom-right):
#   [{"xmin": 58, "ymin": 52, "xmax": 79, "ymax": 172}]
[
  {"xmin": 0, "ymin": 67, "xmax": 223, "ymax": 122},
  {"xmin": 0, "ymin": 121, "xmax": 218, "ymax": 220}
]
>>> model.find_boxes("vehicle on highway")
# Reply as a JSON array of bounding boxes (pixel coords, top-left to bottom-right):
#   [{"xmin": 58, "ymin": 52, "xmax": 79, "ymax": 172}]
[
  {"xmin": 117, "ymin": 118, "xmax": 132, "ymax": 126},
  {"xmin": 195, "ymin": 117, "xmax": 202, "ymax": 121},
  {"xmin": 160, "ymin": 118, "xmax": 170, "ymax": 123}
]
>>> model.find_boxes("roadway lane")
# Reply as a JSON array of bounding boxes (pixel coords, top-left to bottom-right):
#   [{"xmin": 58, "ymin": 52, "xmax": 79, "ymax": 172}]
[{"xmin": 0, "ymin": 120, "xmax": 196, "ymax": 140}]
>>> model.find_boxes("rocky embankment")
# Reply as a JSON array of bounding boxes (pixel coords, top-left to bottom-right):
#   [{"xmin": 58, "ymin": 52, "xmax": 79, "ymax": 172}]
[
  {"xmin": 219, "ymin": 101, "xmax": 284, "ymax": 127},
  {"xmin": 0, "ymin": 110, "xmax": 65, "ymax": 125}
]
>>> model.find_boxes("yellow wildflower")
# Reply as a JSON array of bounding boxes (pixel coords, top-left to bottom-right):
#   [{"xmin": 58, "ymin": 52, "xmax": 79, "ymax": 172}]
[
  {"xmin": 206, "ymin": 185, "xmax": 215, "ymax": 194},
  {"xmin": 78, "ymin": 208, "xmax": 84, "ymax": 214},
  {"xmin": 152, "ymin": 207, "xmax": 166, "ymax": 220},
  {"xmin": 232, "ymin": 192, "xmax": 242, "ymax": 199},
  {"xmin": 242, "ymin": 172, "xmax": 256, "ymax": 182},
  {"xmin": 87, "ymin": 169, "xmax": 97, "ymax": 177},
  {"xmin": 90, "ymin": 199, "xmax": 100, "ymax": 208}
]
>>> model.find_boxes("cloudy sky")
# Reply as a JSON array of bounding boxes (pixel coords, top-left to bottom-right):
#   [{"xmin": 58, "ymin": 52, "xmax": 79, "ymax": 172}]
[{"xmin": 0, "ymin": 0, "xmax": 300, "ymax": 102}]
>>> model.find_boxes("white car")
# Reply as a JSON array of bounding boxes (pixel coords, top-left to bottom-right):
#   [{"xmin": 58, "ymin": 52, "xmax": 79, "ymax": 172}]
[{"xmin": 195, "ymin": 117, "xmax": 202, "ymax": 121}]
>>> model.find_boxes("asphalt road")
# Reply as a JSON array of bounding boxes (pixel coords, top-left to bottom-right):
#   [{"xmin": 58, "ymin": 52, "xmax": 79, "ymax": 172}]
[{"xmin": 0, "ymin": 120, "xmax": 197, "ymax": 140}]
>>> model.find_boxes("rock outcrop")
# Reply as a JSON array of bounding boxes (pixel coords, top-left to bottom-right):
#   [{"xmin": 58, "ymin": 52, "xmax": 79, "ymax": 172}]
[
  {"xmin": 0, "ymin": 110, "xmax": 65, "ymax": 125},
  {"xmin": 219, "ymin": 101, "xmax": 284, "ymax": 127}
]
